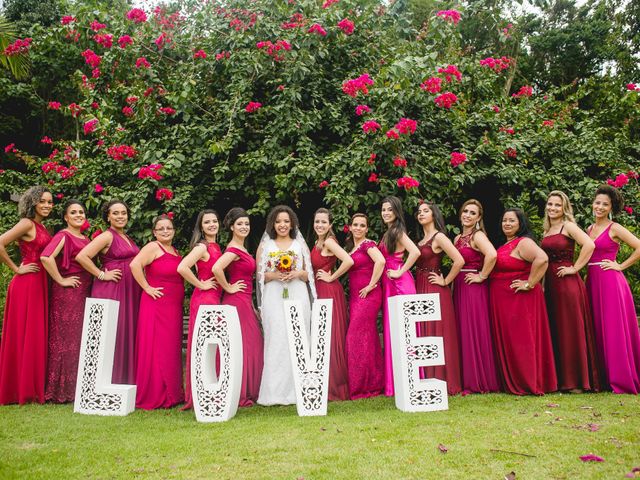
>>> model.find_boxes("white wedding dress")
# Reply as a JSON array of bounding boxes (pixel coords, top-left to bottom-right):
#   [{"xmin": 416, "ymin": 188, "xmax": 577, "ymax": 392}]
[{"xmin": 257, "ymin": 238, "xmax": 312, "ymax": 405}]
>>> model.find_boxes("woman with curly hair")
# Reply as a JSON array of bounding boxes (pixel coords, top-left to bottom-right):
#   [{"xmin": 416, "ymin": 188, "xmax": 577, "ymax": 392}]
[{"xmin": 0, "ymin": 186, "xmax": 53, "ymax": 404}]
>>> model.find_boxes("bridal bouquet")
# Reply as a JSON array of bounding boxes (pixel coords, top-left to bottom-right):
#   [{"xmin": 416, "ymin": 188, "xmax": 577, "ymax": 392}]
[{"xmin": 267, "ymin": 250, "xmax": 297, "ymax": 298}]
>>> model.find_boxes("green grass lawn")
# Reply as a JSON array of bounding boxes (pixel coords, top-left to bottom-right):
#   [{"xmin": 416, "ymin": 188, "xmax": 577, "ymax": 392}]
[{"xmin": 1, "ymin": 393, "xmax": 638, "ymax": 479}]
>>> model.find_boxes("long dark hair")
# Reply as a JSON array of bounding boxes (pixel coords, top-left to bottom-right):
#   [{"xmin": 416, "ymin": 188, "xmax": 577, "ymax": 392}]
[
  {"xmin": 595, "ymin": 184, "xmax": 624, "ymax": 216},
  {"xmin": 417, "ymin": 201, "xmax": 446, "ymax": 235},
  {"xmin": 189, "ymin": 209, "xmax": 218, "ymax": 249},
  {"xmin": 313, "ymin": 207, "xmax": 336, "ymax": 244},
  {"xmin": 502, "ymin": 207, "xmax": 535, "ymax": 240},
  {"xmin": 344, "ymin": 213, "xmax": 368, "ymax": 252},
  {"xmin": 266, "ymin": 205, "xmax": 298, "ymax": 240},
  {"xmin": 18, "ymin": 186, "xmax": 51, "ymax": 219},
  {"xmin": 382, "ymin": 196, "xmax": 407, "ymax": 253}
]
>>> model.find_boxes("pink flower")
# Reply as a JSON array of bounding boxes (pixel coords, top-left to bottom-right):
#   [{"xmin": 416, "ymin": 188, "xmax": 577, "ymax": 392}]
[
  {"xmin": 138, "ymin": 163, "xmax": 164, "ymax": 180},
  {"xmin": 81, "ymin": 49, "xmax": 101, "ymax": 68},
  {"xmin": 393, "ymin": 157, "xmax": 407, "ymax": 168},
  {"xmin": 499, "ymin": 126, "xmax": 515, "ymax": 135},
  {"xmin": 3, "ymin": 37, "xmax": 32, "ymax": 56},
  {"xmin": 512, "ymin": 85, "xmax": 533, "ymax": 98},
  {"xmin": 93, "ymin": 33, "xmax": 113, "ymax": 49},
  {"xmin": 143, "ymin": 87, "xmax": 154, "ymax": 97},
  {"xmin": 434, "ymin": 92, "xmax": 458, "ymax": 109},
  {"xmin": 4, "ymin": 143, "xmax": 16, "ymax": 153},
  {"xmin": 83, "ymin": 119, "xmax": 99, "ymax": 135},
  {"xmin": 579, "ymin": 454, "xmax": 604, "ymax": 463},
  {"xmin": 395, "ymin": 118, "xmax": 417, "ymax": 135},
  {"xmin": 626, "ymin": 83, "xmax": 637, "ymax": 91},
  {"xmin": 277, "ymin": 84, "xmax": 285, "ymax": 91},
  {"xmin": 323, "ymin": 0, "xmax": 340, "ymax": 8},
  {"xmin": 319, "ymin": 180, "xmax": 329, "ymax": 188},
  {"xmin": 107, "ymin": 144, "xmax": 137, "ymax": 161},
  {"xmin": 397, "ymin": 176, "xmax": 420, "ymax": 190},
  {"xmin": 386, "ymin": 129, "xmax": 399, "ymax": 139},
  {"xmin": 542, "ymin": 120, "xmax": 554, "ymax": 127},
  {"xmin": 436, "ymin": 10, "xmax": 461, "ymax": 25},
  {"xmin": 215, "ymin": 51, "xmax": 231, "ymax": 61},
  {"xmin": 80, "ymin": 220, "xmax": 91, "ymax": 232},
  {"xmin": 282, "ymin": 13, "xmax": 306, "ymax": 29},
  {"xmin": 155, "ymin": 188, "xmax": 174, "ymax": 201},
  {"xmin": 362, "ymin": 120, "xmax": 381, "ymax": 133},
  {"xmin": 492, "ymin": 105, "xmax": 501, "ymax": 113},
  {"xmin": 337, "ymin": 18, "xmax": 355, "ymax": 35},
  {"xmin": 308, "ymin": 23, "xmax": 327, "ymax": 36},
  {"xmin": 155, "ymin": 33, "xmax": 171, "ymax": 49},
  {"xmin": 94, "ymin": 183, "xmax": 104, "ymax": 193},
  {"xmin": 342, "ymin": 224, "xmax": 350, "ymax": 233},
  {"xmin": 68, "ymin": 103, "xmax": 82, "ymax": 117},
  {"xmin": 41, "ymin": 136, "xmax": 53, "ymax": 145},
  {"xmin": 166, "ymin": 212, "xmax": 175, "ymax": 220},
  {"xmin": 91, "ymin": 102, "xmax": 99, "ymax": 110},
  {"xmin": 135, "ymin": 57, "xmax": 151, "ymax": 68},
  {"xmin": 48, "ymin": 101, "xmax": 61, "ymax": 110},
  {"xmin": 368, "ymin": 172, "xmax": 379, "ymax": 183},
  {"xmin": 118, "ymin": 35, "xmax": 133, "ymax": 49},
  {"xmin": 159, "ymin": 107, "xmax": 176, "ymax": 116},
  {"xmin": 90, "ymin": 20, "xmax": 106, "ymax": 32},
  {"xmin": 628, "ymin": 170, "xmax": 639, "ymax": 179},
  {"xmin": 122, "ymin": 106, "xmax": 134, "ymax": 117},
  {"xmin": 0, "ymin": 169, "xmax": 5, "ymax": 174},
  {"xmin": 624, "ymin": 206, "xmax": 634, "ymax": 215},
  {"xmin": 342, "ymin": 73, "xmax": 374, "ymax": 97},
  {"xmin": 92, "ymin": 68, "xmax": 101, "ymax": 78},
  {"xmin": 368, "ymin": 153, "xmax": 376, "ymax": 165},
  {"xmin": 126, "ymin": 8, "xmax": 148, "ymax": 23},
  {"xmin": 613, "ymin": 173, "xmax": 629, "ymax": 188},
  {"xmin": 193, "ymin": 49, "xmax": 207, "ymax": 59},
  {"xmin": 126, "ymin": 96, "xmax": 139, "ymax": 104},
  {"xmin": 245, "ymin": 101, "xmax": 262, "ymax": 113},
  {"xmin": 91, "ymin": 229, "xmax": 103, "ymax": 240},
  {"xmin": 355, "ymin": 105, "xmax": 371, "ymax": 116},
  {"xmin": 450, "ymin": 152, "xmax": 467, "ymax": 167},
  {"xmin": 438, "ymin": 64, "xmax": 462, "ymax": 82},
  {"xmin": 479, "ymin": 56, "xmax": 512, "ymax": 73},
  {"xmin": 420, "ymin": 77, "xmax": 442, "ymax": 94},
  {"xmin": 61, "ymin": 16, "xmax": 76, "ymax": 25},
  {"xmin": 56, "ymin": 193, "xmax": 64, "ymax": 200},
  {"xmin": 504, "ymin": 147, "xmax": 517, "ymax": 158}
]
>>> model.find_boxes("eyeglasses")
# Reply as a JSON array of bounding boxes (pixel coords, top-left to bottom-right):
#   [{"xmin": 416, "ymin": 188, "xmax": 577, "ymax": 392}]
[{"xmin": 154, "ymin": 227, "xmax": 174, "ymax": 232}]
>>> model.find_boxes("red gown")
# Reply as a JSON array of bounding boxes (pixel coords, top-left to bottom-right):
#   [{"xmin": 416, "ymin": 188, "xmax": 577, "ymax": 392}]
[
  {"xmin": 0, "ymin": 220, "xmax": 51, "ymax": 405},
  {"xmin": 489, "ymin": 237, "xmax": 557, "ymax": 395},
  {"xmin": 414, "ymin": 233, "xmax": 462, "ymax": 395},
  {"xmin": 311, "ymin": 246, "xmax": 350, "ymax": 401}
]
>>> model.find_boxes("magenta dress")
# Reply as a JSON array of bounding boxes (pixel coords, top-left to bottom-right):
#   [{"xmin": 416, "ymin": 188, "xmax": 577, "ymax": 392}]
[
  {"xmin": 0, "ymin": 220, "xmax": 51, "ymax": 405},
  {"xmin": 415, "ymin": 233, "xmax": 462, "ymax": 395},
  {"xmin": 541, "ymin": 229, "xmax": 601, "ymax": 392},
  {"xmin": 586, "ymin": 223, "xmax": 640, "ymax": 394},
  {"xmin": 221, "ymin": 247, "xmax": 264, "ymax": 407},
  {"xmin": 453, "ymin": 232, "xmax": 500, "ymax": 393},
  {"xmin": 91, "ymin": 227, "xmax": 141, "ymax": 384},
  {"xmin": 42, "ymin": 230, "xmax": 91, "ymax": 402},
  {"xmin": 311, "ymin": 246, "xmax": 350, "ymax": 401},
  {"xmin": 183, "ymin": 242, "xmax": 222, "ymax": 410},
  {"xmin": 346, "ymin": 240, "xmax": 384, "ymax": 399},
  {"xmin": 379, "ymin": 241, "xmax": 416, "ymax": 396},
  {"xmin": 135, "ymin": 243, "xmax": 185, "ymax": 409}
]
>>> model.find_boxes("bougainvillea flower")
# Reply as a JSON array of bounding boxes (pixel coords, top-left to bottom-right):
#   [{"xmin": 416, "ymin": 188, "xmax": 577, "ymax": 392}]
[
  {"xmin": 337, "ymin": 18, "xmax": 355, "ymax": 35},
  {"xmin": 245, "ymin": 101, "xmax": 262, "ymax": 113},
  {"xmin": 450, "ymin": 152, "xmax": 467, "ymax": 167},
  {"xmin": 355, "ymin": 105, "xmax": 371, "ymax": 116},
  {"xmin": 435, "ymin": 10, "xmax": 461, "ymax": 25},
  {"xmin": 362, "ymin": 120, "xmax": 381, "ymax": 133},
  {"xmin": 434, "ymin": 92, "xmax": 458, "ymax": 109}
]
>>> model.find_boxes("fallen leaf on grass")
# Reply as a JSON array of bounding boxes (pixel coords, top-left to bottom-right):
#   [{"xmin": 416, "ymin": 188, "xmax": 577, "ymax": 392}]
[
  {"xmin": 320, "ymin": 427, "xmax": 326, "ymax": 431},
  {"xmin": 546, "ymin": 403, "xmax": 559, "ymax": 408},
  {"xmin": 504, "ymin": 472, "xmax": 516, "ymax": 480},
  {"xmin": 588, "ymin": 423, "xmax": 600, "ymax": 432},
  {"xmin": 580, "ymin": 406, "xmax": 593, "ymax": 410},
  {"xmin": 437, "ymin": 443, "xmax": 448, "ymax": 454},
  {"xmin": 579, "ymin": 454, "xmax": 605, "ymax": 462}
]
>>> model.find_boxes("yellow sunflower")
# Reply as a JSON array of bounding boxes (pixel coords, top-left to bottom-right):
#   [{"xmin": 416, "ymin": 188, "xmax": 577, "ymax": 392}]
[{"xmin": 278, "ymin": 254, "xmax": 293, "ymax": 270}]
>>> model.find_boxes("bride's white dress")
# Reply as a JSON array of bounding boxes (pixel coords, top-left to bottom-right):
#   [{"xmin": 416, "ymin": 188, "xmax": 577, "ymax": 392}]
[{"xmin": 257, "ymin": 238, "xmax": 311, "ymax": 405}]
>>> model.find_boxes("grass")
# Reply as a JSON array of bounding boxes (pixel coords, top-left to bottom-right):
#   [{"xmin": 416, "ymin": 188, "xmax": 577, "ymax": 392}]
[{"xmin": 0, "ymin": 393, "xmax": 638, "ymax": 479}]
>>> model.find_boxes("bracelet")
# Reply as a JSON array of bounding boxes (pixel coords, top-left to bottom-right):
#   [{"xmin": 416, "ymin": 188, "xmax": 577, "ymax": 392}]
[
  {"xmin": 98, "ymin": 270, "xmax": 105, "ymax": 281},
  {"xmin": 478, "ymin": 272, "xmax": 487, "ymax": 280}
]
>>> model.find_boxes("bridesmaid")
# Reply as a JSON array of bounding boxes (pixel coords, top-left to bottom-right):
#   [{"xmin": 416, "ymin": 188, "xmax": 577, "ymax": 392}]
[
  {"xmin": 311, "ymin": 208, "xmax": 354, "ymax": 401},
  {"xmin": 76, "ymin": 200, "xmax": 141, "ymax": 384},
  {"xmin": 177, "ymin": 209, "xmax": 221, "ymax": 409},
  {"xmin": 415, "ymin": 201, "xmax": 464, "ymax": 395},
  {"xmin": 130, "ymin": 215, "xmax": 185, "ymax": 409},
  {"xmin": 344, "ymin": 213, "xmax": 385, "ymax": 399},
  {"xmin": 453, "ymin": 199, "xmax": 500, "ymax": 393},
  {"xmin": 541, "ymin": 190, "xmax": 600, "ymax": 392},
  {"xmin": 489, "ymin": 208, "xmax": 557, "ymax": 395},
  {"xmin": 0, "ymin": 186, "xmax": 52, "ymax": 405},
  {"xmin": 40, "ymin": 199, "xmax": 92, "ymax": 403},
  {"xmin": 379, "ymin": 196, "xmax": 420, "ymax": 396},
  {"xmin": 586, "ymin": 185, "xmax": 640, "ymax": 394},
  {"xmin": 212, "ymin": 207, "xmax": 264, "ymax": 407}
]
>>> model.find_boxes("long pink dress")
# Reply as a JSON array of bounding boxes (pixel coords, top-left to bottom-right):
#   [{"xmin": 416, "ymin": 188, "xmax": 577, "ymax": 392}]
[
  {"xmin": 183, "ymin": 242, "xmax": 222, "ymax": 410},
  {"xmin": 0, "ymin": 220, "xmax": 51, "ymax": 405},
  {"xmin": 221, "ymin": 247, "xmax": 264, "ymax": 407},
  {"xmin": 489, "ymin": 237, "xmax": 557, "ymax": 395},
  {"xmin": 586, "ymin": 223, "xmax": 640, "ymax": 394},
  {"xmin": 346, "ymin": 240, "xmax": 384, "ymax": 399},
  {"xmin": 453, "ymin": 232, "xmax": 500, "ymax": 393},
  {"xmin": 379, "ymin": 242, "xmax": 416, "ymax": 397},
  {"xmin": 91, "ymin": 227, "xmax": 141, "ymax": 384},
  {"xmin": 415, "ymin": 233, "xmax": 462, "ymax": 395},
  {"xmin": 311, "ymin": 246, "xmax": 350, "ymax": 401},
  {"xmin": 541, "ymin": 229, "xmax": 601, "ymax": 392},
  {"xmin": 42, "ymin": 230, "xmax": 91, "ymax": 403},
  {"xmin": 135, "ymin": 243, "xmax": 185, "ymax": 409}
]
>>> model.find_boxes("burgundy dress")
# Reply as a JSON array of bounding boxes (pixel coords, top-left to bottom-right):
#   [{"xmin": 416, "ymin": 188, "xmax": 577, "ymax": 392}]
[
  {"xmin": 184, "ymin": 242, "xmax": 222, "ymax": 409},
  {"xmin": 42, "ymin": 230, "xmax": 92, "ymax": 402},
  {"xmin": 135, "ymin": 243, "xmax": 185, "ymax": 409},
  {"xmin": 379, "ymin": 242, "xmax": 416, "ymax": 396},
  {"xmin": 541, "ymin": 229, "xmax": 601, "ymax": 392},
  {"xmin": 586, "ymin": 223, "xmax": 640, "ymax": 394},
  {"xmin": 221, "ymin": 247, "xmax": 264, "ymax": 407},
  {"xmin": 415, "ymin": 233, "xmax": 462, "ymax": 395},
  {"xmin": 489, "ymin": 237, "xmax": 557, "ymax": 395},
  {"xmin": 453, "ymin": 232, "xmax": 500, "ymax": 393},
  {"xmin": 91, "ymin": 227, "xmax": 141, "ymax": 384},
  {"xmin": 346, "ymin": 240, "xmax": 384, "ymax": 399},
  {"xmin": 0, "ymin": 220, "xmax": 51, "ymax": 405},
  {"xmin": 311, "ymin": 246, "xmax": 350, "ymax": 401}
]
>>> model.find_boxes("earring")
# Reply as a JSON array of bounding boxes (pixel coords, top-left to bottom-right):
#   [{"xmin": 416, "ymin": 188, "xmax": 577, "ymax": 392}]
[
  {"xmin": 475, "ymin": 221, "xmax": 480, "ymax": 230},
  {"xmin": 609, "ymin": 212, "xmax": 613, "ymax": 220}
]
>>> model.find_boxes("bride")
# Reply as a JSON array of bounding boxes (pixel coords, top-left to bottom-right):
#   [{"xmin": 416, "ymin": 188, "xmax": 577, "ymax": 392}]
[{"xmin": 256, "ymin": 205, "xmax": 316, "ymax": 405}]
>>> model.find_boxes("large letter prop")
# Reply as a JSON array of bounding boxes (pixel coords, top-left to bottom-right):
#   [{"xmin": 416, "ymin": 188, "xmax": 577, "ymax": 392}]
[
  {"xmin": 388, "ymin": 294, "xmax": 448, "ymax": 412},
  {"xmin": 284, "ymin": 299, "xmax": 333, "ymax": 417},
  {"xmin": 74, "ymin": 299, "xmax": 136, "ymax": 416},
  {"xmin": 191, "ymin": 305, "xmax": 243, "ymax": 423}
]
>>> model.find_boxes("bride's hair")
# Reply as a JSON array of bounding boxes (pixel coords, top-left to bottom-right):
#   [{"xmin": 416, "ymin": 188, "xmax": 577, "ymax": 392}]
[{"xmin": 266, "ymin": 205, "xmax": 298, "ymax": 239}]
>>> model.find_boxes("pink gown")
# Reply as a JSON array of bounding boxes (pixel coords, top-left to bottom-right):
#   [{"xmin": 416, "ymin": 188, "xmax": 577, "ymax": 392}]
[
  {"xmin": 489, "ymin": 237, "xmax": 557, "ymax": 395},
  {"xmin": 183, "ymin": 242, "xmax": 222, "ymax": 410},
  {"xmin": 586, "ymin": 224, "xmax": 640, "ymax": 394},
  {"xmin": 453, "ymin": 232, "xmax": 500, "ymax": 393},
  {"xmin": 42, "ymin": 230, "xmax": 91, "ymax": 403},
  {"xmin": 135, "ymin": 243, "xmax": 185, "ymax": 409},
  {"xmin": 221, "ymin": 247, "xmax": 264, "ymax": 407},
  {"xmin": 346, "ymin": 240, "xmax": 384, "ymax": 399},
  {"xmin": 91, "ymin": 227, "xmax": 141, "ymax": 384},
  {"xmin": 0, "ymin": 220, "xmax": 51, "ymax": 405},
  {"xmin": 311, "ymin": 246, "xmax": 350, "ymax": 401},
  {"xmin": 415, "ymin": 233, "xmax": 462, "ymax": 395},
  {"xmin": 379, "ymin": 241, "xmax": 416, "ymax": 397}
]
